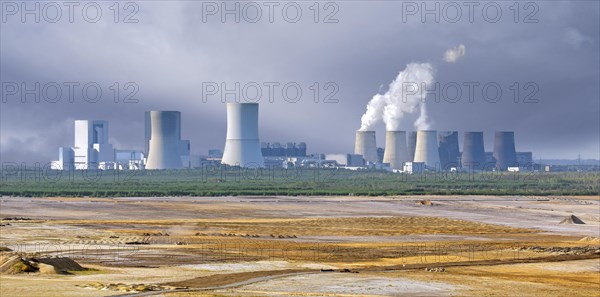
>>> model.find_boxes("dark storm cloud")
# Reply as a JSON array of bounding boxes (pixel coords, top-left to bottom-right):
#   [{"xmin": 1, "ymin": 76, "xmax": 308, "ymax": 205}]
[{"xmin": 1, "ymin": 1, "xmax": 598, "ymax": 162}]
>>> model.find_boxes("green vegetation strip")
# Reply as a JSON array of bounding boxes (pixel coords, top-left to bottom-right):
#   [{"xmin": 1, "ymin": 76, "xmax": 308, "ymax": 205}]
[{"xmin": 0, "ymin": 169, "xmax": 598, "ymax": 197}]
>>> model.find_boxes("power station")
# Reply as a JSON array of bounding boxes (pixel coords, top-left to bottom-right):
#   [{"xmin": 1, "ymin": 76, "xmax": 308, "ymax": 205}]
[
  {"xmin": 49, "ymin": 106, "xmax": 532, "ymax": 172},
  {"xmin": 354, "ymin": 131, "xmax": 378, "ymax": 164},
  {"xmin": 383, "ymin": 131, "xmax": 409, "ymax": 170},
  {"xmin": 221, "ymin": 103, "xmax": 265, "ymax": 168}
]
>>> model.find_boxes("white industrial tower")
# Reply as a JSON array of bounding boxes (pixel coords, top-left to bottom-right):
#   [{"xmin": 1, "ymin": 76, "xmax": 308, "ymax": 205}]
[
  {"xmin": 383, "ymin": 131, "xmax": 409, "ymax": 170},
  {"xmin": 221, "ymin": 103, "xmax": 265, "ymax": 168},
  {"xmin": 145, "ymin": 111, "xmax": 185, "ymax": 170},
  {"xmin": 413, "ymin": 130, "xmax": 440, "ymax": 170},
  {"xmin": 144, "ymin": 111, "xmax": 190, "ymax": 168},
  {"xmin": 354, "ymin": 131, "xmax": 378, "ymax": 164}
]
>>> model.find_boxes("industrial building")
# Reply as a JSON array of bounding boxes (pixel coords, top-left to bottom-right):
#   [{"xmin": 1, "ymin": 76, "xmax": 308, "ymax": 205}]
[
  {"xmin": 438, "ymin": 131, "xmax": 460, "ymax": 170},
  {"xmin": 261, "ymin": 142, "xmax": 307, "ymax": 157},
  {"xmin": 516, "ymin": 152, "xmax": 533, "ymax": 167},
  {"xmin": 52, "ymin": 120, "xmax": 116, "ymax": 170},
  {"xmin": 403, "ymin": 162, "xmax": 425, "ymax": 174},
  {"xmin": 53, "ymin": 147, "xmax": 75, "ymax": 171},
  {"xmin": 325, "ymin": 154, "xmax": 365, "ymax": 167},
  {"xmin": 208, "ymin": 149, "xmax": 223, "ymax": 158},
  {"xmin": 484, "ymin": 152, "xmax": 496, "ymax": 169},
  {"xmin": 73, "ymin": 120, "xmax": 116, "ymax": 169},
  {"xmin": 115, "ymin": 150, "xmax": 145, "ymax": 170}
]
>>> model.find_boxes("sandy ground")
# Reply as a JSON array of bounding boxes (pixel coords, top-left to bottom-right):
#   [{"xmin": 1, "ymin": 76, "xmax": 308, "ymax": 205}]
[
  {"xmin": 1, "ymin": 195, "xmax": 599, "ymax": 296},
  {"xmin": 169, "ymin": 259, "xmax": 600, "ymax": 297},
  {"xmin": 1, "ymin": 195, "xmax": 598, "ymax": 236},
  {"xmin": 233, "ymin": 273, "xmax": 459, "ymax": 296}
]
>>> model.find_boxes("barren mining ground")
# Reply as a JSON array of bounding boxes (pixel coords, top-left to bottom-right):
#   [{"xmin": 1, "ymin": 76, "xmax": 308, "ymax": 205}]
[{"xmin": 1, "ymin": 195, "xmax": 599, "ymax": 296}]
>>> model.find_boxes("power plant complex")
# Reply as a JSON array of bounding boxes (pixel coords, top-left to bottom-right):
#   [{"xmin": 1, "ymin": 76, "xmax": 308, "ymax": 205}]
[
  {"xmin": 52, "ymin": 103, "xmax": 265, "ymax": 170},
  {"xmin": 51, "ymin": 103, "xmax": 534, "ymax": 173},
  {"xmin": 354, "ymin": 129, "xmax": 533, "ymax": 173}
]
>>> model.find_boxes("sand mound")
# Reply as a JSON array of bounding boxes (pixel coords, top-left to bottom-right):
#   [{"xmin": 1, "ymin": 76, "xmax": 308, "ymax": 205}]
[
  {"xmin": 2, "ymin": 257, "xmax": 85, "ymax": 274},
  {"xmin": 417, "ymin": 200, "xmax": 434, "ymax": 206},
  {"xmin": 2, "ymin": 259, "xmax": 37, "ymax": 274},
  {"xmin": 38, "ymin": 263, "xmax": 61, "ymax": 274},
  {"xmin": 559, "ymin": 215, "xmax": 585, "ymax": 225},
  {"xmin": 37, "ymin": 257, "xmax": 84, "ymax": 273}
]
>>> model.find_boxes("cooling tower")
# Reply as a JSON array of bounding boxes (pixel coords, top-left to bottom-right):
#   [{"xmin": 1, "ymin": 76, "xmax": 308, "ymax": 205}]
[
  {"xmin": 383, "ymin": 131, "xmax": 409, "ymax": 169},
  {"xmin": 408, "ymin": 131, "xmax": 417, "ymax": 162},
  {"xmin": 413, "ymin": 130, "xmax": 440, "ymax": 170},
  {"xmin": 438, "ymin": 131, "xmax": 460, "ymax": 170},
  {"xmin": 221, "ymin": 103, "xmax": 265, "ymax": 168},
  {"xmin": 461, "ymin": 132, "xmax": 486, "ymax": 170},
  {"xmin": 493, "ymin": 131, "xmax": 517, "ymax": 170},
  {"xmin": 145, "ymin": 111, "xmax": 184, "ymax": 170},
  {"xmin": 354, "ymin": 131, "xmax": 378, "ymax": 163}
]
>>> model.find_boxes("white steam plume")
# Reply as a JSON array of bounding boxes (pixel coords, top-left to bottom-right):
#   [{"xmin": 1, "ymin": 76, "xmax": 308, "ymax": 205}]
[
  {"xmin": 359, "ymin": 94, "xmax": 386, "ymax": 131},
  {"xmin": 359, "ymin": 63, "xmax": 435, "ymax": 131},
  {"xmin": 443, "ymin": 44, "xmax": 466, "ymax": 63},
  {"xmin": 414, "ymin": 100, "xmax": 432, "ymax": 130}
]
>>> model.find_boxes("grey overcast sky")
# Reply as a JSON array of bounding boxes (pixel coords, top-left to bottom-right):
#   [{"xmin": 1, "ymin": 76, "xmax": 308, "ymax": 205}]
[{"xmin": 1, "ymin": 1, "xmax": 599, "ymax": 163}]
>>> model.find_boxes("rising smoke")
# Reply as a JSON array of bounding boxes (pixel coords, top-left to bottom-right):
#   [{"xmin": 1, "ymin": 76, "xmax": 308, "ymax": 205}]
[
  {"xmin": 414, "ymin": 100, "xmax": 431, "ymax": 130},
  {"xmin": 359, "ymin": 63, "xmax": 435, "ymax": 131}
]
